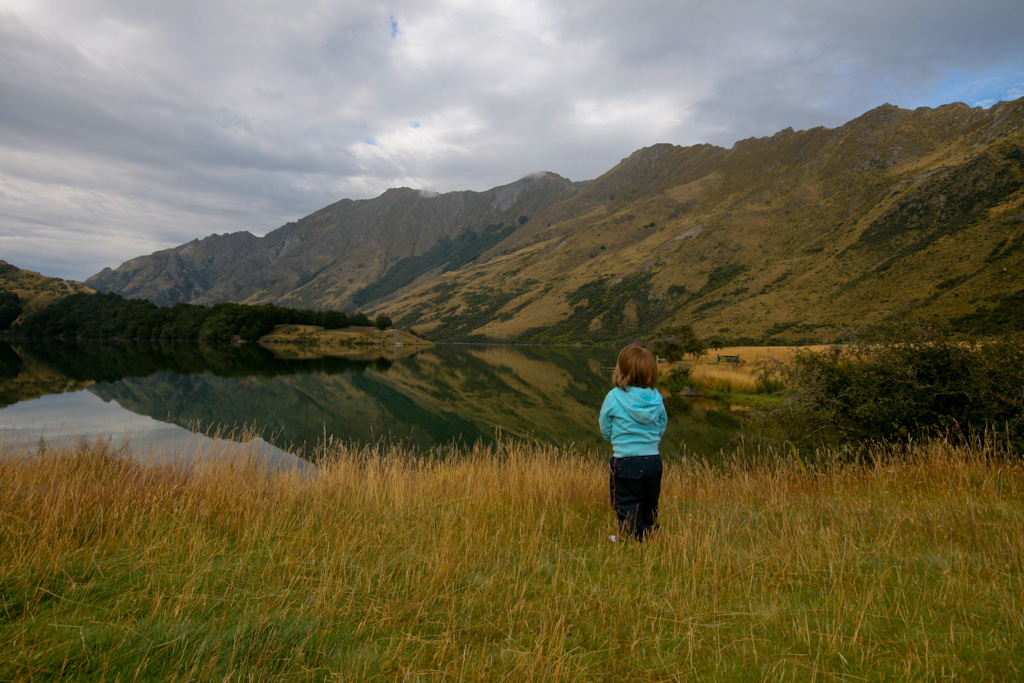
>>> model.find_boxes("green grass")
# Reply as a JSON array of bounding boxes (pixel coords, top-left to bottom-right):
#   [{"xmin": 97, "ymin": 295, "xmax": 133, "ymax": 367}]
[
  {"xmin": 2, "ymin": 435, "xmax": 1023, "ymax": 681},
  {"xmin": 703, "ymin": 388, "xmax": 784, "ymax": 409}
]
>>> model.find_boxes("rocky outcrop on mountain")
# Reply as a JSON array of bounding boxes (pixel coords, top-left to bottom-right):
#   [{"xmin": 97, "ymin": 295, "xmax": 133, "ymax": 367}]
[
  {"xmin": 87, "ymin": 232, "xmax": 261, "ymax": 306},
  {"xmin": 88, "ymin": 98, "xmax": 1024, "ymax": 343}
]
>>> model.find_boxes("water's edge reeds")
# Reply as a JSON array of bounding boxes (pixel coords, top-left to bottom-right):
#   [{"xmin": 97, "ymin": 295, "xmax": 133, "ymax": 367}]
[{"xmin": 2, "ymin": 435, "xmax": 1022, "ymax": 681}]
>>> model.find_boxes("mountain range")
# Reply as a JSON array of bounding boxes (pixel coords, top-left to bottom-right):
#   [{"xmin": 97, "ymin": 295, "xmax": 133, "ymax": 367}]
[{"xmin": 86, "ymin": 98, "xmax": 1024, "ymax": 344}]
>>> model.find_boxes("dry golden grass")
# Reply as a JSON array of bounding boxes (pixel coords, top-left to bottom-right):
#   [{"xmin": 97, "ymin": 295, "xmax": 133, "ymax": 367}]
[
  {"xmin": 689, "ymin": 364, "xmax": 760, "ymax": 393},
  {"xmin": 710, "ymin": 345, "xmax": 833, "ymax": 365},
  {"xmin": 674, "ymin": 345, "xmax": 832, "ymax": 393},
  {"xmin": 0, "ymin": 260, "xmax": 95, "ymax": 320},
  {"xmin": 1, "ymin": 433, "xmax": 1022, "ymax": 681}
]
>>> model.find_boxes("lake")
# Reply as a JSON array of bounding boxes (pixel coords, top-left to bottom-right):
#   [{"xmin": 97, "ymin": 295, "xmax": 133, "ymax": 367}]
[{"xmin": 0, "ymin": 339, "xmax": 746, "ymax": 464}]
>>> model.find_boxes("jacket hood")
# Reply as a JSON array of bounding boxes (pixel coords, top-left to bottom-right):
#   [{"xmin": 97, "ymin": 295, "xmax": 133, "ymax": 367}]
[{"xmin": 610, "ymin": 387, "xmax": 664, "ymax": 425}]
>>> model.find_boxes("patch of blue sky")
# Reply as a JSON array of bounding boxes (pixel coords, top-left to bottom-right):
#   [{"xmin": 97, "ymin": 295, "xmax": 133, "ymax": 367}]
[
  {"xmin": 390, "ymin": 14, "xmax": 399, "ymax": 38},
  {"xmin": 920, "ymin": 65, "xmax": 1024, "ymax": 109},
  {"xmin": 365, "ymin": 138, "xmax": 378, "ymax": 146},
  {"xmin": 410, "ymin": 122, "xmax": 420, "ymax": 128}
]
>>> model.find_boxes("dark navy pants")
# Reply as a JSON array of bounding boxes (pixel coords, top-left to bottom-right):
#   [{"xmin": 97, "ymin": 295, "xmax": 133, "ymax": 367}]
[{"xmin": 608, "ymin": 454, "xmax": 663, "ymax": 541}]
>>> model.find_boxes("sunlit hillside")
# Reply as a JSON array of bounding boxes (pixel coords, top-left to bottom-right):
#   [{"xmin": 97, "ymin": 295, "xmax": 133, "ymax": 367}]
[
  {"xmin": 383, "ymin": 101, "xmax": 1024, "ymax": 343},
  {"xmin": 84, "ymin": 99, "xmax": 1024, "ymax": 344},
  {"xmin": 0, "ymin": 260, "xmax": 95, "ymax": 318}
]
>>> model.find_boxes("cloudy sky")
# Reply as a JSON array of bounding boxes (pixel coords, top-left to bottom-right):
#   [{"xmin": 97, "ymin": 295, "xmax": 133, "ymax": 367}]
[{"xmin": 2, "ymin": 0, "xmax": 1023, "ymax": 281}]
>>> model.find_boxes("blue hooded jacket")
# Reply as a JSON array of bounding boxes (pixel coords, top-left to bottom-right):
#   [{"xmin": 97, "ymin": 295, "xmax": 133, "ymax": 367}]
[{"xmin": 599, "ymin": 386, "xmax": 667, "ymax": 457}]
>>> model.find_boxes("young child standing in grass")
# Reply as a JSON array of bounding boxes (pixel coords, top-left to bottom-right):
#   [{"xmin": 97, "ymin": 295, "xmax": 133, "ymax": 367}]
[{"xmin": 599, "ymin": 343, "xmax": 667, "ymax": 542}]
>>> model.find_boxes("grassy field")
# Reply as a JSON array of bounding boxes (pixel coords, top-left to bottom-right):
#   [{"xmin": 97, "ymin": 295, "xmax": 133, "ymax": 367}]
[
  {"xmin": 686, "ymin": 345, "xmax": 827, "ymax": 392},
  {"xmin": 2, "ymin": 434, "xmax": 1022, "ymax": 681}
]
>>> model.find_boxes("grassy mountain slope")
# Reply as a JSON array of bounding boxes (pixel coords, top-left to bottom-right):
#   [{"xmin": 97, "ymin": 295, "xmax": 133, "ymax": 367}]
[
  {"xmin": 87, "ymin": 99, "xmax": 1024, "ymax": 343},
  {"xmin": 382, "ymin": 100, "xmax": 1024, "ymax": 343},
  {"xmin": 0, "ymin": 260, "xmax": 95, "ymax": 317}
]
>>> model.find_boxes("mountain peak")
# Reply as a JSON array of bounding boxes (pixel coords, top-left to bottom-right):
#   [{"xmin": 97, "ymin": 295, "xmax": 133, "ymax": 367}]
[{"xmin": 82, "ymin": 98, "xmax": 1024, "ymax": 343}]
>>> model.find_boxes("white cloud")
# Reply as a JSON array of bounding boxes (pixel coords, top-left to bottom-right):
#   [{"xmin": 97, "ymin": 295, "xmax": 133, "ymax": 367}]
[
  {"xmin": 1, "ymin": 0, "xmax": 1023, "ymax": 280},
  {"xmin": 572, "ymin": 96, "xmax": 683, "ymax": 136}
]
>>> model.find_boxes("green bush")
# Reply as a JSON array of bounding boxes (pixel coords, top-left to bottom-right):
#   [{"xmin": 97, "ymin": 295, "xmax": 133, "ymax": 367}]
[
  {"xmin": 660, "ymin": 365, "xmax": 694, "ymax": 413},
  {"xmin": 0, "ymin": 291, "xmax": 23, "ymax": 331},
  {"xmin": 649, "ymin": 324, "xmax": 706, "ymax": 362},
  {"xmin": 660, "ymin": 364, "xmax": 692, "ymax": 391},
  {"xmin": 753, "ymin": 359, "xmax": 786, "ymax": 394},
  {"xmin": 771, "ymin": 323, "xmax": 1024, "ymax": 453}
]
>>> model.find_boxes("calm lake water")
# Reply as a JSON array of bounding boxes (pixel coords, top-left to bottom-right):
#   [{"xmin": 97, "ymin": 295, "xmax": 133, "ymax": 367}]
[{"xmin": 0, "ymin": 340, "xmax": 745, "ymax": 465}]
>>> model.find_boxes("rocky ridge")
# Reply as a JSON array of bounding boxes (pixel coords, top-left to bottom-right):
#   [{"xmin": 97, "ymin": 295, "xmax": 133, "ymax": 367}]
[{"xmin": 86, "ymin": 99, "xmax": 1024, "ymax": 343}]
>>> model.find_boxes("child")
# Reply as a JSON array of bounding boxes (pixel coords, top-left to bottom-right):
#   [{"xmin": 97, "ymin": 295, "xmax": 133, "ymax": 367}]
[{"xmin": 599, "ymin": 343, "xmax": 667, "ymax": 542}]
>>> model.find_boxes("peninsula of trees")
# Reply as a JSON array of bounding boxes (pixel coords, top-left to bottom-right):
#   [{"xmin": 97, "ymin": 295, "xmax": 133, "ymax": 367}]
[{"xmin": 6, "ymin": 291, "xmax": 391, "ymax": 342}]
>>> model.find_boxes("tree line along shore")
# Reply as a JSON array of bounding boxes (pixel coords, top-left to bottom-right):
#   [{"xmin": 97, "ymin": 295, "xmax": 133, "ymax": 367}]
[{"xmin": 0, "ymin": 290, "xmax": 394, "ymax": 342}]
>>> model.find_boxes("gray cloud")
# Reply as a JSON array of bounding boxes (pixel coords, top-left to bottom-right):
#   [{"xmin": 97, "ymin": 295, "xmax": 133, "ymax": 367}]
[{"xmin": 1, "ymin": 0, "xmax": 1022, "ymax": 281}]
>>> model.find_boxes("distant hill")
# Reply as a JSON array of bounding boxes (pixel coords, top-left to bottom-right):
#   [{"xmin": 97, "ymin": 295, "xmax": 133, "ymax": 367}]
[
  {"xmin": 0, "ymin": 260, "xmax": 95, "ymax": 322},
  {"xmin": 87, "ymin": 173, "xmax": 583, "ymax": 309},
  {"xmin": 88, "ymin": 99, "xmax": 1024, "ymax": 343}
]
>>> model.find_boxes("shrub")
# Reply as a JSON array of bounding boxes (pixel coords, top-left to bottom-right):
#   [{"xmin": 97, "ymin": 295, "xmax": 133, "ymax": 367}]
[
  {"xmin": 0, "ymin": 291, "xmax": 22, "ymax": 331},
  {"xmin": 771, "ymin": 323, "xmax": 1024, "ymax": 452},
  {"xmin": 753, "ymin": 359, "xmax": 786, "ymax": 394},
  {"xmin": 648, "ymin": 324, "xmax": 706, "ymax": 362}
]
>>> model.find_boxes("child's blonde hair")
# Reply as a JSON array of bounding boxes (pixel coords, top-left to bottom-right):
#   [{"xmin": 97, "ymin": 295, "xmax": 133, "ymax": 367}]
[{"xmin": 612, "ymin": 343, "xmax": 658, "ymax": 390}]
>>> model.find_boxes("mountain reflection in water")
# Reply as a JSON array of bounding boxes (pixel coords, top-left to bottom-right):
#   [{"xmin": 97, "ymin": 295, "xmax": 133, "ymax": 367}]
[{"xmin": 0, "ymin": 340, "xmax": 744, "ymax": 461}]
